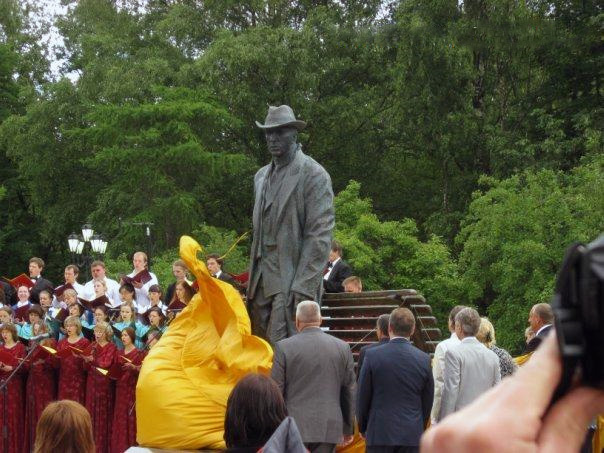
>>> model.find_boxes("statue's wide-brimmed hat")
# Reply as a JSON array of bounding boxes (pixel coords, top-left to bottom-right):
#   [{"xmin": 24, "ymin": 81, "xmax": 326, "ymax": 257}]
[{"xmin": 255, "ymin": 105, "xmax": 306, "ymax": 131}]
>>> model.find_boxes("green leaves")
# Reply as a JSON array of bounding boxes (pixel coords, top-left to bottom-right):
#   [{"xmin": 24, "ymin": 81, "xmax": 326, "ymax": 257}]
[
  {"xmin": 457, "ymin": 158, "xmax": 604, "ymax": 352},
  {"xmin": 334, "ymin": 181, "xmax": 468, "ymax": 333}
]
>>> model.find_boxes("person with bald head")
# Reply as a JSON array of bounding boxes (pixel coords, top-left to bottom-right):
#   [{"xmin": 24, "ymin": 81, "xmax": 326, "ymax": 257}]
[
  {"xmin": 271, "ymin": 300, "xmax": 355, "ymax": 452},
  {"xmin": 525, "ymin": 302, "xmax": 554, "ymax": 353}
]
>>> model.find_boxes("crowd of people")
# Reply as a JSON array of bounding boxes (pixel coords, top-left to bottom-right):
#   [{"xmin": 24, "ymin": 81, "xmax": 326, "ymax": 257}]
[
  {"xmin": 0, "ymin": 252, "xmax": 240, "ymax": 453},
  {"xmin": 225, "ymin": 301, "xmax": 601, "ymax": 453},
  {"xmin": 0, "ymin": 248, "xmax": 600, "ymax": 453}
]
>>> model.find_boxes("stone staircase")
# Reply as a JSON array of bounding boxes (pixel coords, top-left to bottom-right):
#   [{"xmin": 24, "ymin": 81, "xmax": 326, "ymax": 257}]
[{"xmin": 321, "ymin": 290, "xmax": 442, "ymax": 364}]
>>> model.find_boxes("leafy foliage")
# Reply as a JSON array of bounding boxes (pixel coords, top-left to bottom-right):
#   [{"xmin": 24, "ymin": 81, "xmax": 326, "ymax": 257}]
[
  {"xmin": 457, "ymin": 155, "xmax": 604, "ymax": 352},
  {"xmin": 0, "ymin": 0, "xmax": 601, "ymax": 348},
  {"xmin": 335, "ymin": 181, "xmax": 469, "ymax": 332}
]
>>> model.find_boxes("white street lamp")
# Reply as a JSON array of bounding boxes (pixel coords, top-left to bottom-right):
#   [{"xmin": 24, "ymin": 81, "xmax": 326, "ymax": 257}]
[
  {"xmin": 82, "ymin": 224, "xmax": 94, "ymax": 242},
  {"xmin": 68, "ymin": 233, "xmax": 79, "ymax": 253}
]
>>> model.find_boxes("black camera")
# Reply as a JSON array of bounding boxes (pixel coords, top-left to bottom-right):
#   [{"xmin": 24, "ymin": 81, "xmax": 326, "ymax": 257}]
[{"xmin": 552, "ymin": 234, "xmax": 604, "ymax": 398}]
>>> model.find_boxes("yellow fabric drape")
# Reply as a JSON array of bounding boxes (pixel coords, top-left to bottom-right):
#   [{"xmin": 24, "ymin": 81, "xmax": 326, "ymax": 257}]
[
  {"xmin": 594, "ymin": 415, "xmax": 603, "ymax": 453},
  {"xmin": 514, "ymin": 353, "xmax": 532, "ymax": 366},
  {"xmin": 336, "ymin": 422, "xmax": 366, "ymax": 453},
  {"xmin": 136, "ymin": 236, "xmax": 273, "ymax": 450}
]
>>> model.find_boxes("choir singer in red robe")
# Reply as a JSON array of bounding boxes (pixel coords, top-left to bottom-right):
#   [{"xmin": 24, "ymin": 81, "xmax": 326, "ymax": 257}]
[
  {"xmin": 24, "ymin": 321, "xmax": 57, "ymax": 452},
  {"xmin": 57, "ymin": 315, "xmax": 90, "ymax": 404},
  {"xmin": 84, "ymin": 321, "xmax": 117, "ymax": 453},
  {"xmin": 111, "ymin": 326, "xmax": 145, "ymax": 453},
  {"xmin": 0, "ymin": 322, "xmax": 27, "ymax": 453}
]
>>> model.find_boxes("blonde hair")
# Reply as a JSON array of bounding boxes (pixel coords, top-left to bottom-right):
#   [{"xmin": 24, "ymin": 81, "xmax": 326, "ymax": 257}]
[
  {"xmin": 476, "ymin": 317, "xmax": 496, "ymax": 348},
  {"xmin": 64, "ymin": 316, "xmax": 82, "ymax": 335},
  {"xmin": 118, "ymin": 301, "xmax": 136, "ymax": 322},
  {"xmin": 93, "ymin": 278, "xmax": 107, "ymax": 291},
  {"xmin": 94, "ymin": 321, "xmax": 113, "ymax": 343},
  {"xmin": 34, "ymin": 400, "xmax": 95, "ymax": 453},
  {"xmin": 63, "ymin": 289, "xmax": 78, "ymax": 303}
]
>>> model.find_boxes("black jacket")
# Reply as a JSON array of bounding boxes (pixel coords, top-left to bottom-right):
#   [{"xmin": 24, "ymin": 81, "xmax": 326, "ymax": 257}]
[
  {"xmin": 30, "ymin": 276, "xmax": 53, "ymax": 305},
  {"xmin": 357, "ymin": 338, "xmax": 433, "ymax": 447},
  {"xmin": 323, "ymin": 259, "xmax": 352, "ymax": 293},
  {"xmin": 525, "ymin": 324, "xmax": 553, "ymax": 354},
  {"xmin": 0, "ymin": 281, "xmax": 17, "ymax": 305},
  {"xmin": 216, "ymin": 271, "xmax": 236, "ymax": 287},
  {"xmin": 357, "ymin": 338, "xmax": 389, "ymax": 379}
]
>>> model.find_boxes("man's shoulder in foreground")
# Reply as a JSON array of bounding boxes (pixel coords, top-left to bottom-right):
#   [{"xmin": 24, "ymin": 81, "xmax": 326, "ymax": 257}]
[
  {"xmin": 359, "ymin": 338, "xmax": 387, "ymax": 355},
  {"xmin": 366, "ymin": 338, "xmax": 430, "ymax": 363},
  {"xmin": 278, "ymin": 326, "xmax": 342, "ymax": 347},
  {"xmin": 449, "ymin": 338, "xmax": 500, "ymax": 362}
]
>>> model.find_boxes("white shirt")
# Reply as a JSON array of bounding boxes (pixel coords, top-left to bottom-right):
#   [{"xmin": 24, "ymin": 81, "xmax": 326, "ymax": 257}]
[
  {"xmin": 128, "ymin": 269, "xmax": 158, "ymax": 312},
  {"xmin": 431, "ymin": 332, "xmax": 460, "ymax": 424},
  {"xmin": 323, "ymin": 257, "xmax": 341, "ymax": 281},
  {"xmin": 83, "ymin": 277, "xmax": 121, "ymax": 307}
]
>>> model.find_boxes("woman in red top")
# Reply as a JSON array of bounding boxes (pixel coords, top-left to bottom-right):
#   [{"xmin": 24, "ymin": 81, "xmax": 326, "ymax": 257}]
[
  {"xmin": 24, "ymin": 321, "xmax": 57, "ymax": 452},
  {"xmin": 111, "ymin": 326, "xmax": 145, "ymax": 453},
  {"xmin": 57, "ymin": 315, "xmax": 90, "ymax": 404},
  {"xmin": 0, "ymin": 322, "xmax": 27, "ymax": 453},
  {"xmin": 84, "ymin": 321, "xmax": 117, "ymax": 453}
]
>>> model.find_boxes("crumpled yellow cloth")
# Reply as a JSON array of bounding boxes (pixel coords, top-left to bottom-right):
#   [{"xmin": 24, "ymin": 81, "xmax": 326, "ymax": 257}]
[
  {"xmin": 594, "ymin": 415, "xmax": 603, "ymax": 453},
  {"xmin": 136, "ymin": 236, "xmax": 273, "ymax": 450}
]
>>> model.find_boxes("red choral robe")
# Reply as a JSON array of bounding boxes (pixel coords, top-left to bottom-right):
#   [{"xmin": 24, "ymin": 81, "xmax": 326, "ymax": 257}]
[
  {"xmin": 24, "ymin": 339, "xmax": 58, "ymax": 453},
  {"xmin": 0, "ymin": 342, "xmax": 27, "ymax": 453},
  {"xmin": 86, "ymin": 342, "xmax": 117, "ymax": 453},
  {"xmin": 57, "ymin": 337, "xmax": 90, "ymax": 404},
  {"xmin": 111, "ymin": 348, "xmax": 146, "ymax": 453}
]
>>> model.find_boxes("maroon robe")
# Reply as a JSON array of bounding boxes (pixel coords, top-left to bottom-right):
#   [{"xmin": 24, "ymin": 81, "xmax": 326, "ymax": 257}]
[
  {"xmin": 24, "ymin": 339, "xmax": 58, "ymax": 453},
  {"xmin": 57, "ymin": 336, "xmax": 90, "ymax": 404},
  {"xmin": 111, "ymin": 348, "xmax": 146, "ymax": 453},
  {"xmin": 0, "ymin": 342, "xmax": 26, "ymax": 453},
  {"xmin": 86, "ymin": 341, "xmax": 117, "ymax": 453}
]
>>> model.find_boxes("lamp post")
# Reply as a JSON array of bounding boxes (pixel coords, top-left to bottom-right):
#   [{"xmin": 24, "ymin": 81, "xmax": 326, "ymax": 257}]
[{"xmin": 67, "ymin": 224, "xmax": 108, "ymax": 279}]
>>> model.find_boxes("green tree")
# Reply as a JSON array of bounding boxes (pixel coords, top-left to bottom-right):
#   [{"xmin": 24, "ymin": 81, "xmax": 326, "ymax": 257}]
[
  {"xmin": 456, "ymin": 155, "xmax": 604, "ymax": 352},
  {"xmin": 334, "ymin": 180, "xmax": 469, "ymax": 331},
  {"xmin": 71, "ymin": 86, "xmax": 255, "ymax": 254}
]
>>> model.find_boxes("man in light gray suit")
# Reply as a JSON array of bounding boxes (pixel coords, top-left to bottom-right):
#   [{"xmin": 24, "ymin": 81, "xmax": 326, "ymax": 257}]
[
  {"xmin": 438, "ymin": 307, "xmax": 501, "ymax": 421},
  {"xmin": 271, "ymin": 301, "xmax": 355, "ymax": 453},
  {"xmin": 248, "ymin": 105, "xmax": 334, "ymax": 345}
]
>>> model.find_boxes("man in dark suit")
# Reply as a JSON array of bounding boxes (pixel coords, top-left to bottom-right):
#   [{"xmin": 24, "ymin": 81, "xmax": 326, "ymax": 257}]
[
  {"xmin": 357, "ymin": 307, "xmax": 434, "ymax": 453},
  {"xmin": 28, "ymin": 257, "xmax": 53, "ymax": 305},
  {"xmin": 525, "ymin": 303, "xmax": 554, "ymax": 353},
  {"xmin": 357, "ymin": 313, "xmax": 390, "ymax": 378},
  {"xmin": 271, "ymin": 300, "xmax": 355, "ymax": 453},
  {"xmin": 206, "ymin": 254, "xmax": 236, "ymax": 287},
  {"xmin": 323, "ymin": 240, "xmax": 352, "ymax": 293}
]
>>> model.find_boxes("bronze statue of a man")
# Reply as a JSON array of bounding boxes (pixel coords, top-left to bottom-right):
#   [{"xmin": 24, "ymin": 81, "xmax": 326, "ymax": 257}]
[{"xmin": 248, "ymin": 105, "xmax": 334, "ymax": 345}]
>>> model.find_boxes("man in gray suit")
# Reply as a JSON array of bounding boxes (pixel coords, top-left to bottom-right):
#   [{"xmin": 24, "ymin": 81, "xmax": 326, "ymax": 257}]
[
  {"xmin": 248, "ymin": 105, "xmax": 334, "ymax": 345},
  {"xmin": 438, "ymin": 307, "xmax": 501, "ymax": 421},
  {"xmin": 271, "ymin": 301, "xmax": 355, "ymax": 453}
]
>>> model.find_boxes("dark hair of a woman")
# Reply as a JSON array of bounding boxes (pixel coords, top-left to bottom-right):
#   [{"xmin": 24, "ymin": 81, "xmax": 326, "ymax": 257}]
[
  {"xmin": 224, "ymin": 373, "xmax": 287, "ymax": 449},
  {"xmin": 34, "ymin": 400, "xmax": 95, "ymax": 453},
  {"xmin": 170, "ymin": 280, "xmax": 195, "ymax": 305},
  {"xmin": 122, "ymin": 326, "xmax": 136, "ymax": 344}
]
